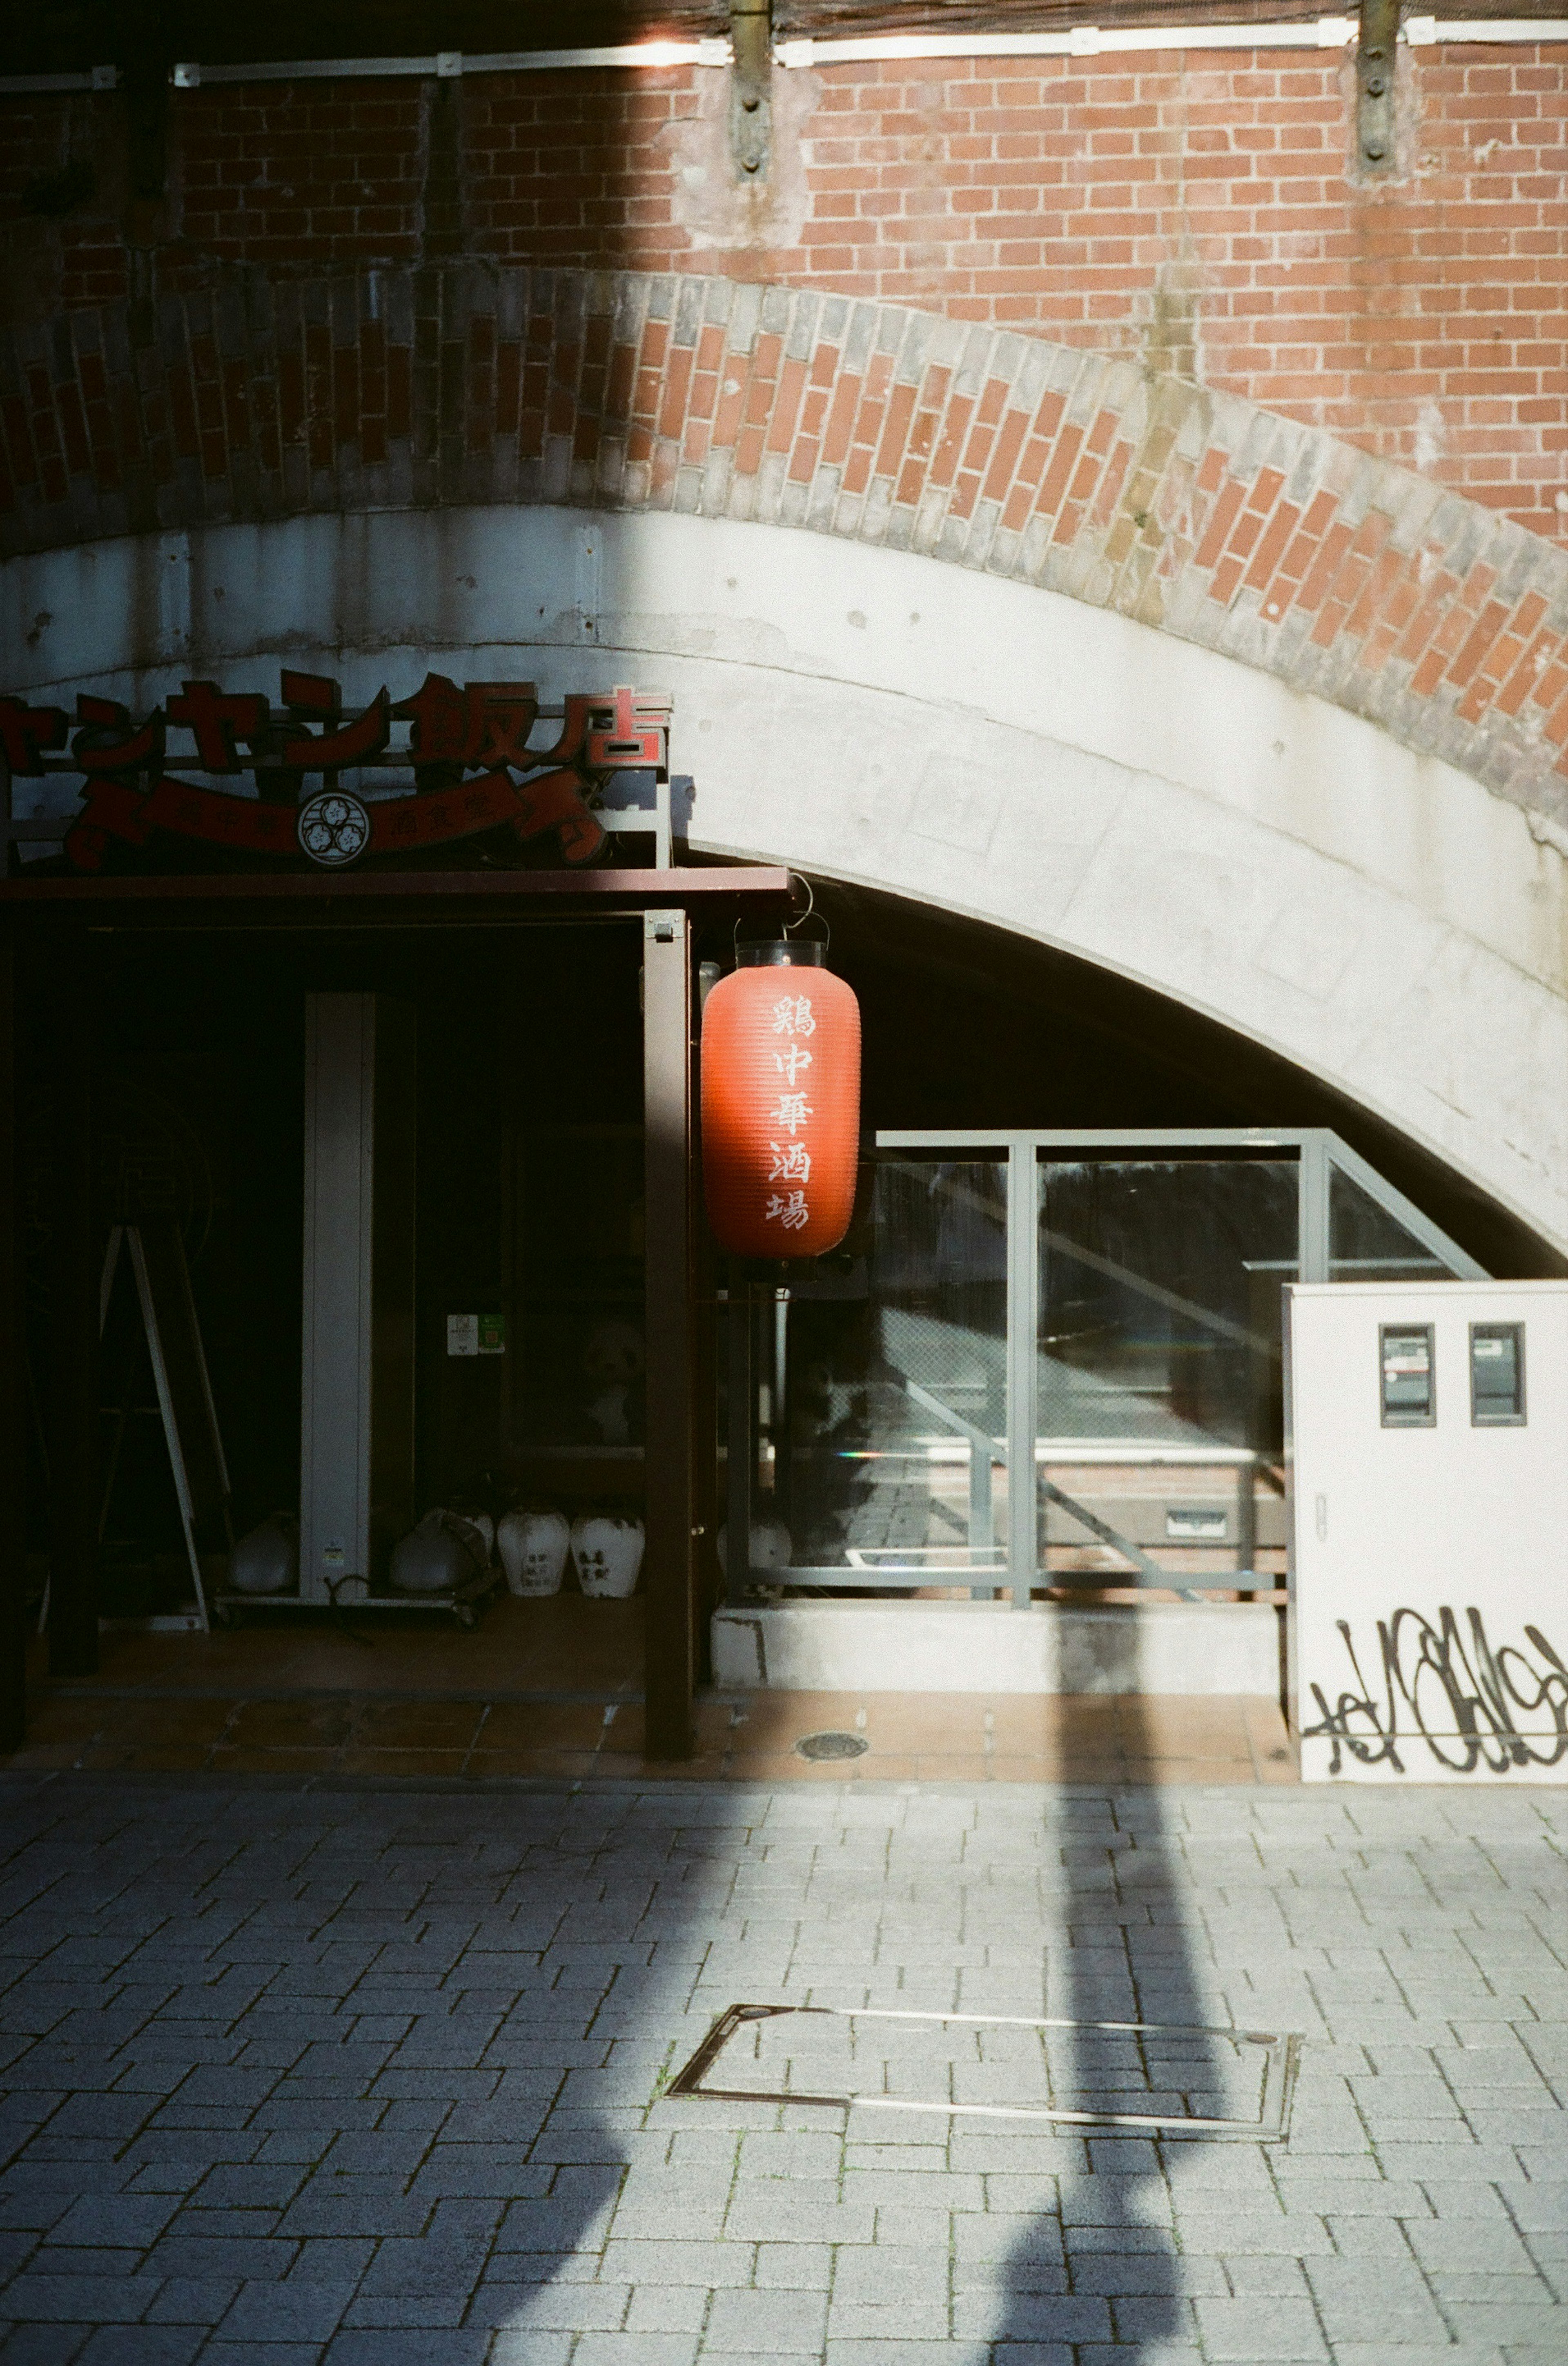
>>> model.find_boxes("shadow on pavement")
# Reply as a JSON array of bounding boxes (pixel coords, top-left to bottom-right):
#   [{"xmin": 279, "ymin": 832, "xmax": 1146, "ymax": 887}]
[
  {"xmin": 0, "ymin": 1775, "xmax": 646, "ymax": 2365},
  {"xmin": 991, "ymin": 1687, "xmax": 1229, "ymax": 2361}
]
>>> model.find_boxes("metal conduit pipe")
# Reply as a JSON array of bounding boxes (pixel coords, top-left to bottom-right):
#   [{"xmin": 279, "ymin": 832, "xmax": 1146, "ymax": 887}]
[
  {"xmin": 2, "ymin": 18, "xmax": 1563, "ymax": 96},
  {"xmin": 773, "ymin": 13, "xmax": 1565, "ymax": 61}
]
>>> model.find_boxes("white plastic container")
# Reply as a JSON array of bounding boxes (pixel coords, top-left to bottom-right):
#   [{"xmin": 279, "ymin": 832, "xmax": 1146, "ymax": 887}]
[
  {"xmin": 716, "ymin": 1518, "xmax": 792, "ymax": 1578},
  {"xmin": 570, "ymin": 1513, "xmax": 645, "ymax": 1599},
  {"xmin": 390, "ymin": 1509, "xmax": 488, "ymax": 1595},
  {"xmin": 228, "ymin": 1514, "xmax": 298, "ymax": 1596},
  {"xmin": 498, "ymin": 1507, "xmax": 570, "ymax": 1598}
]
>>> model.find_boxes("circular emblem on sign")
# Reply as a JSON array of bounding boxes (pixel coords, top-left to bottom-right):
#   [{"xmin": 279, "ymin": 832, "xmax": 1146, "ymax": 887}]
[{"xmin": 297, "ymin": 790, "xmax": 370, "ymax": 867}]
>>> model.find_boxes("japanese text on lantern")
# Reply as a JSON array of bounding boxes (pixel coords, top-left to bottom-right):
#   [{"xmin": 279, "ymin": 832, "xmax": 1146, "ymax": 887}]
[{"xmin": 764, "ymin": 994, "xmax": 817, "ymax": 1231}]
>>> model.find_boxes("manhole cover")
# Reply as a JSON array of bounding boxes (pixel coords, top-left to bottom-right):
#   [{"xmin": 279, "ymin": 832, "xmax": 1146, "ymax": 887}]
[{"xmin": 795, "ymin": 1730, "xmax": 868, "ymax": 1762}]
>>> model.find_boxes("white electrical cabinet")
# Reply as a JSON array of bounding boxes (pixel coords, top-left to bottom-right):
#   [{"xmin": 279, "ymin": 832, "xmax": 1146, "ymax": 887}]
[{"xmin": 1285, "ymin": 1280, "xmax": 1568, "ymax": 1784}]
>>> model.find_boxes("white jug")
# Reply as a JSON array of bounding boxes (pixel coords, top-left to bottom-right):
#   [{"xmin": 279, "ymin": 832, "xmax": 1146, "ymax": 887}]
[
  {"xmin": 570, "ymin": 1513, "xmax": 645, "ymax": 1599},
  {"xmin": 498, "ymin": 1507, "xmax": 570, "ymax": 1598}
]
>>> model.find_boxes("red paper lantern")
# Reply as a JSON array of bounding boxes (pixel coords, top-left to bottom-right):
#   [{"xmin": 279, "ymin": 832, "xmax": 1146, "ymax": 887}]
[{"xmin": 701, "ymin": 941, "xmax": 861, "ymax": 1258}]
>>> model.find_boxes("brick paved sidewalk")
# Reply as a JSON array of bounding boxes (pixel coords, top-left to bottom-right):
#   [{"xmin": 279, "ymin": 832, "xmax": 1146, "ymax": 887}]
[{"xmin": 0, "ymin": 1772, "xmax": 1559, "ymax": 2365}]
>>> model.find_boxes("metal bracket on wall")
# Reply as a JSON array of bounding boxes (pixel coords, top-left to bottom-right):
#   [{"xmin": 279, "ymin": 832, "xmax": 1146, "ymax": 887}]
[
  {"xmin": 1356, "ymin": 0, "xmax": 1402, "ymax": 173},
  {"xmin": 729, "ymin": 0, "xmax": 771, "ymax": 178}
]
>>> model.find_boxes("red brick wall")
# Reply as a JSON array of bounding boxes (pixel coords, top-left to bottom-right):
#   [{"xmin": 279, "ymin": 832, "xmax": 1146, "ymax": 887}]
[
  {"xmin": 2, "ymin": 44, "xmax": 1564, "ymax": 537},
  {"xmin": 178, "ymin": 84, "xmax": 430, "ymax": 263}
]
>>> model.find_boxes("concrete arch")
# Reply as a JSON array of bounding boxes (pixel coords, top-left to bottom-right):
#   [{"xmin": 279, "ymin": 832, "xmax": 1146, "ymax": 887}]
[
  {"xmin": 5, "ymin": 501, "xmax": 1565, "ymax": 1255},
  {"xmin": 5, "ymin": 268, "xmax": 1568, "ymax": 831}
]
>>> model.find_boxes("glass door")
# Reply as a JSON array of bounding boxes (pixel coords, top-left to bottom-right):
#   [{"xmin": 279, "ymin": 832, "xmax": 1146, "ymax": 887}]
[
  {"xmin": 1035, "ymin": 1158, "xmax": 1298, "ymax": 1600},
  {"xmin": 726, "ymin": 1159, "xmax": 1009, "ymax": 1594}
]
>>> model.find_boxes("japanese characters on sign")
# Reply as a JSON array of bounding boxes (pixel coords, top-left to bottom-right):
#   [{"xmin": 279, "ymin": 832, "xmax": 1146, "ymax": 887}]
[
  {"xmin": 0, "ymin": 673, "xmax": 673, "ymax": 875},
  {"xmin": 763, "ymin": 994, "xmax": 818, "ymax": 1235}
]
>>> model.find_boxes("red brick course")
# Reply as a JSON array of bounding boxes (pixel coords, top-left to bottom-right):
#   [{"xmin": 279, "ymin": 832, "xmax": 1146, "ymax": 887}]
[{"xmin": 7, "ymin": 48, "xmax": 1561, "ymax": 535}]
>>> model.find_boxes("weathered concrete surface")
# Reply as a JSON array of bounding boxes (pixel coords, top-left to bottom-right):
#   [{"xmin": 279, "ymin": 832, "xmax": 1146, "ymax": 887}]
[
  {"xmin": 0, "ymin": 1771, "xmax": 1559, "ymax": 2362},
  {"xmin": 6, "ymin": 506, "xmax": 1566, "ymax": 1253},
  {"xmin": 710, "ymin": 1601, "xmax": 1284, "ymax": 1697}
]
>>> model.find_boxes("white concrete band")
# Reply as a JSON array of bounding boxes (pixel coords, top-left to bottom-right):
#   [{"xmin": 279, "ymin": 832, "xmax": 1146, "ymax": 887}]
[
  {"xmin": 5, "ymin": 504, "xmax": 1564, "ymax": 1252},
  {"xmin": 711, "ymin": 1600, "xmax": 1285, "ymax": 1695}
]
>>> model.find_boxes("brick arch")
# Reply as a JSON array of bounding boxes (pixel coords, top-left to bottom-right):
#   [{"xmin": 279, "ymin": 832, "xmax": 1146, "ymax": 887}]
[{"xmin": 4, "ymin": 267, "xmax": 1567, "ymax": 834}]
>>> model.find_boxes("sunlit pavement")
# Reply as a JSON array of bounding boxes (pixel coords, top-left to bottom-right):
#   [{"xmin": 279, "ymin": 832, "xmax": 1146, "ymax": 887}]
[{"xmin": 0, "ymin": 1772, "xmax": 1560, "ymax": 2365}]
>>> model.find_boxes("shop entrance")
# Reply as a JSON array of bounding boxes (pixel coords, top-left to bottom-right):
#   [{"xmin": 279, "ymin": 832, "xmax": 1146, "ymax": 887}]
[
  {"xmin": 89, "ymin": 928, "xmax": 651, "ymax": 1668},
  {"xmin": 0, "ymin": 866, "xmax": 790, "ymax": 1766}
]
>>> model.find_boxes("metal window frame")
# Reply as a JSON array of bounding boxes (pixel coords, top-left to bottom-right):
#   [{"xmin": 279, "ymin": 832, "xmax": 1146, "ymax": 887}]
[{"xmin": 726, "ymin": 1128, "xmax": 1485, "ymax": 1603}]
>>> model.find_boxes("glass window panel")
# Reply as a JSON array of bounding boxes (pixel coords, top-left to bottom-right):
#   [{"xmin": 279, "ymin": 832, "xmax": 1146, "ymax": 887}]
[
  {"xmin": 1330, "ymin": 1163, "xmax": 1453, "ymax": 1282},
  {"xmin": 1470, "ymin": 1322, "xmax": 1525, "ymax": 1425},
  {"xmin": 1036, "ymin": 1159, "xmax": 1297, "ymax": 1594},
  {"xmin": 775, "ymin": 1159, "xmax": 1008, "ymax": 1591},
  {"xmin": 1380, "ymin": 1323, "xmax": 1436, "ymax": 1426}
]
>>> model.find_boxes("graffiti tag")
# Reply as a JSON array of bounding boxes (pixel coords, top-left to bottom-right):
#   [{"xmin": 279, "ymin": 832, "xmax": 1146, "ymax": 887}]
[{"xmin": 1302, "ymin": 1606, "xmax": 1568, "ymax": 1776}]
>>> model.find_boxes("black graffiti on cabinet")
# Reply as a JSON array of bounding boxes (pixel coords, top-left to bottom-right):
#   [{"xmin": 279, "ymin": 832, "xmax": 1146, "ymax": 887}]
[{"xmin": 1302, "ymin": 1606, "xmax": 1568, "ymax": 1776}]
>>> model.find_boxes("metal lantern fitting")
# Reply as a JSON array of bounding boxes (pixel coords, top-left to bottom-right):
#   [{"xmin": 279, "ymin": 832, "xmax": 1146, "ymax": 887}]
[{"xmin": 700, "ymin": 940, "xmax": 861, "ymax": 1259}]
